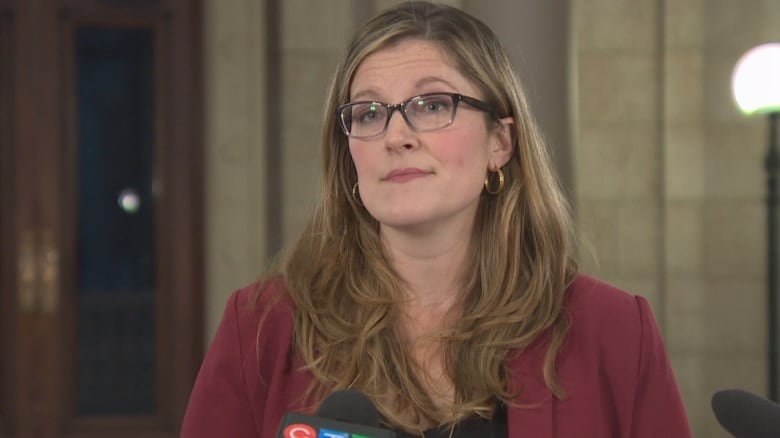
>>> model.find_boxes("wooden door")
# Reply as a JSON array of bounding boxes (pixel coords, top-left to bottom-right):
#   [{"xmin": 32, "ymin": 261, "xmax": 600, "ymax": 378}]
[{"xmin": 0, "ymin": 0, "xmax": 203, "ymax": 437}]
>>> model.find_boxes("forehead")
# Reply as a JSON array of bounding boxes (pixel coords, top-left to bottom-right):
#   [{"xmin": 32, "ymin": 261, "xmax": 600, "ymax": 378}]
[{"xmin": 349, "ymin": 39, "xmax": 477, "ymax": 99}]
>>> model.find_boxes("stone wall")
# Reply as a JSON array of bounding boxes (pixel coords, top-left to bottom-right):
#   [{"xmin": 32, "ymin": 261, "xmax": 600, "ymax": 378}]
[{"xmin": 572, "ymin": 0, "xmax": 780, "ymax": 435}]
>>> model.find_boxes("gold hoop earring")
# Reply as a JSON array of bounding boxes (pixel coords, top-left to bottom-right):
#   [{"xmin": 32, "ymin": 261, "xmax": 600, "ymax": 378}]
[
  {"xmin": 484, "ymin": 168, "xmax": 505, "ymax": 195},
  {"xmin": 352, "ymin": 182, "xmax": 363, "ymax": 205}
]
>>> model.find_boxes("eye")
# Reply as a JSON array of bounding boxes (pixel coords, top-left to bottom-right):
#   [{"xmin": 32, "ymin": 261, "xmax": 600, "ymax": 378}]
[
  {"xmin": 413, "ymin": 95, "xmax": 451, "ymax": 113},
  {"xmin": 355, "ymin": 103, "xmax": 383, "ymax": 124}
]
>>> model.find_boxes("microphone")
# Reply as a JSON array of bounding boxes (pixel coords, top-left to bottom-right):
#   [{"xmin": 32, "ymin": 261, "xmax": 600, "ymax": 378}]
[
  {"xmin": 711, "ymin": 388, "xmax": 780, "ymax": 437},
  {"xmin": 277, "ymin": 390, "xmax": 396, "ymax": 438}
]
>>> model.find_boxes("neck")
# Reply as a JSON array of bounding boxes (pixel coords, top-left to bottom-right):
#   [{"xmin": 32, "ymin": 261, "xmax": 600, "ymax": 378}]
[{"xmin": 381, "ymin": 224, "xmax": 472, "ymax": 309}]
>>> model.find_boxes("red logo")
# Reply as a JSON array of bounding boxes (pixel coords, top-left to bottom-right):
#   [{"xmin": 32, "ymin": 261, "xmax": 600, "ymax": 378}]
[{"xmin": 284, "ymin": 423, "xmax": 317, "ymax": 438}]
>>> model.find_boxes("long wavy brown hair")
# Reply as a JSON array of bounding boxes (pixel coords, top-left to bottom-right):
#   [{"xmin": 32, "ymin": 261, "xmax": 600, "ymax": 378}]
[{"xmin": 274, "ymin": 1, "xmax": 577, "ymax": 433}]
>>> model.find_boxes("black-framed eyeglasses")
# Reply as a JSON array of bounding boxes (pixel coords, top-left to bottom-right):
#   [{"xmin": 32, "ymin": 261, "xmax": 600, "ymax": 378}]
[{"xmin": 336, "ymin": 92, "xmax": 497, "ymax": 139}]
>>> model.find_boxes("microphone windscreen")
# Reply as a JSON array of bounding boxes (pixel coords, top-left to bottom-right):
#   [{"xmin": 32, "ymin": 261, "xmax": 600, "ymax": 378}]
[
  {"xmin": 316, "ymin": 390, "xmax": 381, "ymax": 427},
  {"xmin": 712, "ymin": 389, "xmax": 780, "ymax": 438}
]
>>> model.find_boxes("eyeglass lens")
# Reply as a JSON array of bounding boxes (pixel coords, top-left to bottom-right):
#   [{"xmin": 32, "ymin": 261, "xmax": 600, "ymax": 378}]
[{"xmin": 342, "ymin": 94, "xmax": 456, "ymax": 138}]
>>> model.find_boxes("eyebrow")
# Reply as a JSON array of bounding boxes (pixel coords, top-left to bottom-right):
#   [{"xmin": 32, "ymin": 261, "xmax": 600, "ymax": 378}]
[{"xmin": 350, "ymin": 76, "xmax": 460, "ymax": 102}]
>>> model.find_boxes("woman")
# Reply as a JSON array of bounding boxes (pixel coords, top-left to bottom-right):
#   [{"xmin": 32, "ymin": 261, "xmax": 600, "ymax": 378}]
[{"xmin": 181, "ymin": 2, "xmax": 692, "ymax": 437}]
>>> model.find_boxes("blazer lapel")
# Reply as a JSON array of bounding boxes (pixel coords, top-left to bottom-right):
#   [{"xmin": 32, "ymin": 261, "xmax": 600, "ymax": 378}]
[{"xmin": 506, "ymin": 342, "xmax": 554, "ymax": 437}]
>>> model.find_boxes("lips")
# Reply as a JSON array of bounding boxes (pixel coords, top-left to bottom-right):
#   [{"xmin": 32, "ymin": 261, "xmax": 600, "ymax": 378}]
[{"xmin": 383, "ymin": 167, "xmax": 431, "ymax": 182}]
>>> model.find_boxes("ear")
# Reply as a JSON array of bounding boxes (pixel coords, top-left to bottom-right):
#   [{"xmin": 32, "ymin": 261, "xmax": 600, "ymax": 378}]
[{"xmin": 488, "ymin": 116, "xmax": 514, "ymax": 169}]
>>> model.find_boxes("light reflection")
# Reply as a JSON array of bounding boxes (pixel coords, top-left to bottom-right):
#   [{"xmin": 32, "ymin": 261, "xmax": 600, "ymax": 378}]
[{"xmin": 117, "ymin": 188, "xmax": 141, "ymax": 214}]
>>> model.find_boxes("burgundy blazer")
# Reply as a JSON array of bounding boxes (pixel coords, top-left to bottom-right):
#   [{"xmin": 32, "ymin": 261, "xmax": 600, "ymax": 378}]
[{"xmin": 181, "ymin": 275, "xmax": 692, "ymax": 437}]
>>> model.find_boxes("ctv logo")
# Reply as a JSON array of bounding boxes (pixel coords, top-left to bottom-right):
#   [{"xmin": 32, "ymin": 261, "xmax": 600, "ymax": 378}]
[{"xmin": 283, "ymin": 424, "xmax": 373, "ymax": 438}]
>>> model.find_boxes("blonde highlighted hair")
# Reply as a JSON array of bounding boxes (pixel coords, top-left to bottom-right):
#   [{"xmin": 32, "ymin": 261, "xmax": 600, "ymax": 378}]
[{"xmin": 275, "ymin": 1, "xmax": 577, "ymax": 433}]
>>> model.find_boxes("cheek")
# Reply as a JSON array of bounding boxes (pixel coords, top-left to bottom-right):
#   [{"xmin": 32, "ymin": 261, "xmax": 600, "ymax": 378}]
[
  {"xmin": 348, "ymin": 141, "xmax": 373, "ymax": 177},
  {"xmin": 434, "ymin": 130, "xmax": 490, "ymax": 169}
]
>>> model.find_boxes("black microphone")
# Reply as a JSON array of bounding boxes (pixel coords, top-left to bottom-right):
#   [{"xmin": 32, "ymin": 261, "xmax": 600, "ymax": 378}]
[
  {"xmin": 711, "ymin": 388, "xmax": 780, "ymax": 437},
  {"xmin": 277, "ymin": 390, "xmax": 396, "ymax": 438}
]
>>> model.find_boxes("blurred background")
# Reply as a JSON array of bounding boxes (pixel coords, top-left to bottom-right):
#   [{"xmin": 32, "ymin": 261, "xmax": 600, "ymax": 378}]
[{"xmin": 1, "ymin": 0, "xmax": 778, "ymax": 436}]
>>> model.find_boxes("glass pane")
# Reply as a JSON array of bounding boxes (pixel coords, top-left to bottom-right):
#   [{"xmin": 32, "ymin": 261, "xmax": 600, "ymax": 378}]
[{"xmin": 75, "ymin": 27, "xmax": 156, "ymax": 416}]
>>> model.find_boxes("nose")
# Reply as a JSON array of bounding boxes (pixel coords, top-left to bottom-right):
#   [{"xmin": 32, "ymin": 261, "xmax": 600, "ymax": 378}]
[{"xmin": 384, "ymin": 109, "xmax": 418, "ymax": 151}]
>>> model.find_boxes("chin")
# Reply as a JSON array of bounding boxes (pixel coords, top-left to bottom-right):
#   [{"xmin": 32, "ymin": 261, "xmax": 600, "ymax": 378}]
[
  {"xmin": 367, "ymin": 208, "xmax": 434, "ymax": 230},
  {"xmin": 374, "ymin": 215, "xmax": 430, "ymax": 229}
]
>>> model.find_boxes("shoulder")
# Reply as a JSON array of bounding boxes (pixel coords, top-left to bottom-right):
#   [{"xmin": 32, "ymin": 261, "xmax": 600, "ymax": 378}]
[
  {"xmin": 564, "ymin": 274, "xmax": 641, "ymax": 314},
  {"xmin": 561, "ymin": 275, "xmax": 657, "ymax": 359},
  {"xmin": 549, "ymin": 276, "xmax": 691, "ymax": 436},
  {"xmin": 227, "ymin": 276, "xmax": 296, "ymax": 356},
  {"xmin": 230, "ymin": 276, "xmax": 294, "ymax": 324},
  {"xmin": 563, "ymin": 274, "xmax": 650, "ymax": 332},
  {"xmin": 202, "ymin": 276, "xmax": 298, "ymax": 385}
]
